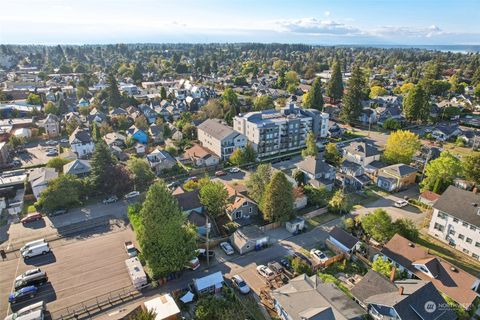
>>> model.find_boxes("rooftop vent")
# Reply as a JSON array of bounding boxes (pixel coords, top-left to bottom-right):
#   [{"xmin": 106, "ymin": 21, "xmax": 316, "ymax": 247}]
[
  {"xmin": 472, "ymin": 203, "xmax": 478, "ymax": 207},
  {"xmin": 408, "ymin": 243, "xmax": 414, "ymax": 248},
  {"xmin": 450, "ymin": 266, "xmax": 458, "ymax": 272}
]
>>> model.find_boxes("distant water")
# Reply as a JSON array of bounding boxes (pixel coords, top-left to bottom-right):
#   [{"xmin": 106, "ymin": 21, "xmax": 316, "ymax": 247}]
[{"xmin": 341, "ymin": 44, "xmax": 480, "ymax": 53}]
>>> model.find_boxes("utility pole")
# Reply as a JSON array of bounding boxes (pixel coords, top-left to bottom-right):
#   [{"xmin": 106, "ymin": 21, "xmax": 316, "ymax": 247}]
[{"xmin": 205, "ymin": 215, "xmax": 210, "ymax": 267}]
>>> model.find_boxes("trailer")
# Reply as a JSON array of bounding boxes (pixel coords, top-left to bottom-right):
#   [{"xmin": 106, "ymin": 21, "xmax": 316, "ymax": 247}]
[{"xmin": 125, "ymin": 257, "xmax": 147, "ymax": 289}]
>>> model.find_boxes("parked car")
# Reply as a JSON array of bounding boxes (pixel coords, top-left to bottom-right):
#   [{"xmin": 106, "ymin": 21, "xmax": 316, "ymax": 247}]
[
  {"xmin": 229, "ymin": 167, "xmax": 240, "ymax": 173},
  {"xmin": 220, "ymin": 242, "xmax": 234, "ymax": 255},
  {"xmin": 22, "ymin": 243, "xmax": 50, "ymax": 260},
  {"xmin": 4, "ymin": 301, "xmax": 45, "ymax": 320},
  {"xmin": 103, "ymin": 195, "xmax": 118, "ymax": 204},
  {"xmin": 197, "ymin": 248, "xmax": 215, "ymax": 260},
  {"xmin": 394, "ymin": 199, "xmax": 409, "ymax": 208},
  {"xmin": 46, "ymin": 150, "xmax": 58, "ymax": 157},
  {"xmin": 45, "ymin": 140, "xmax": 58, "ymax": 146},
  {"xmin": 12, "ymin": 159, "xmax": 22, "ymax": 167},
  {"xmin": 310, "ymin": 249, "xmax": 328, "ymax": 263},
  {"xmin": 15, "ymin": 269, "xmax": 42, "ymax": 282},
  {"xmin": 21, "ymin": 213, "xmax": 43, "ymax": 225},
  {"xmin": 256, "ymin": 265, "xmax": 275, "ymax": 279},
  {"xmin": 167, "ymin": 181, "xmax": 179, "ymax": 189},
  {"xmin": 9, "ymin": 286, "xmax": 38, "ymax": 304},
  {"xmin": 60, "ymin": 138, "xmax": 69, "ymax": 144},
  {"xmin": 20, "ymin": 240, "xmax": 46, "ymax": 255},
  {"xmin": 293, "ymin": 252, "xmax": 312, "ymax": 266},
  {"xmin": 124, "ymin": 241, "xmax": 138, "ymax": 257},
  {"xmin": 280, "ymin": 258, "xmax": 292, "ymax": 271},
  {"xmin": 14, "ymin": 271, "xmax": 48, "ymax": 290},
  {"xmin": 124, "ymin": 191, "xmax": 140, "ymax": 199},
  {"xmin": 214, "ymin": 170, "xmax": 226, "ymax": 177},
  {"xmin": 185, "ymin": 176, "xmax": 198, "ymax": 183},
  {"xmin": 186, "ymin": 257, "xmax": 200, "ymax": 271},
  {"xmin": 232, "ymin": 275, "xmax": 250, "ymax": 294},
  {"xmin": 267, "ymin": 261, "xmax": 284, "ymax": 274},
  {"xmin": 49, "ymin": 208, "xmax": 68, "ymax": 216}
]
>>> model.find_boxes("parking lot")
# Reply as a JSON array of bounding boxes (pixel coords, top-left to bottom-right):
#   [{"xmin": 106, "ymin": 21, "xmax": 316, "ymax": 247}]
[{"xmin": 0, "ymin": 228, "xmax": 136, "ymax": 318}]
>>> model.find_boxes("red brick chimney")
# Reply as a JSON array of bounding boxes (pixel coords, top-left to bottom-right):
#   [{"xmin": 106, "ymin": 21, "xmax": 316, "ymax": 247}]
[
  {"xmin": 390, "ymin": 267, "xmax": 396, "ymax": 282},
  {"xmin": 398, "ymin": 286, "xmax": 404, "ymax": 295}
]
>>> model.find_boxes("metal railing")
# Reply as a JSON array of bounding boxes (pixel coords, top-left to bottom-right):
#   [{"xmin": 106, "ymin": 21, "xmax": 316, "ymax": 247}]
[{"xmin": 49, "ymin": 284, "xmax": 148, "ymax": 320}]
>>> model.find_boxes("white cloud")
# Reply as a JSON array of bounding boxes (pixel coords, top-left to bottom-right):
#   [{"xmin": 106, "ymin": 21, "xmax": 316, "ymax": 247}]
[
  {"xmin": 324, "ymin": 11, "xmax": 331, "ymax": 17},
  {"xmin": 372, "ymin": 25, "xmax": 445, "ymax": 38},
  {"xmin": 275, "ymin": 17, "xmax": 361, "ymax": 36}
]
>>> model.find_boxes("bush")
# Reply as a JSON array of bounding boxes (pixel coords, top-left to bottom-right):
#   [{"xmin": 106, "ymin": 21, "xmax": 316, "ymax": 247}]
[
  {"xmin": 292, "ymin": 257, "xmax": 313, "ymax": 276},
  {"xmin": 223, "ymin": 222, "xmax": 238, "ymax": 235}
]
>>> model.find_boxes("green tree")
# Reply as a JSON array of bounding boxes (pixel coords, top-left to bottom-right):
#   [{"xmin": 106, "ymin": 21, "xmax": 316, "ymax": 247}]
[
  {"xmin": 304, "ymin": 185, "xmax": 329, "ymax": 207},
  {"xmin": 260, "ymin": 171, "xmax": 293, "ymax": 223},
  {"xmin": 383, "ymin": 130, "xmax": 421, "ymax": 164},
  {"xmin": 326, "ymin": 61, "xmax": 343, "ymax": 102},
  {"xmin": 44, "ymin": 101, "xmax": 59, "ymax": 115},
  {"xmin": 221, "ymin": 88, "xmax": 239, "ymax": 109},
  {"xmin": 372, "ymin": 257, "xmax": 395, "ymax": 278},
  {"xmin": 292, "ymin": 169, "xmax": 305, "ymax": 186},
  {"xmin": 383, "ymin": 118, "xmax": 401, "ymax": 130},
  {"xmin": 369, "ymin": 85, "xmax": 387, "ymax": 98},
  {"xmin": 229, "ymin": 148, "xmax": 244, "ymax": 166},
  {"xmin": 26, "ymin": 93, "xmax": 42, "ymax": 105},
  {"xmin": 128, "ymin": 309, "xmax": 156, "ymax": 320},
  {"xmin": 132, "ymin": 64, "xmax": 143, "ymax": 84},
  {"xmin": 393, "ymin": 218, "xmax": 419, "ymax": 241},
  {"xmin": 199, "ymin": 181, "xmax": 228, "ymax": 218},
  {"xmin": 361, "ymin": 209, "xmax": 395, "ymax": 243},
  {"xmin": 8, "ymin": 135, "xmax": 24, "ymax": 148},
  {"xmin": 106, "ymin": 73, "xmax": 122, "ymax": 108},
  {"xmin": 403, "ymin": 85, "xmax": 430, "ymax": 123},
  {"xmin": 160, "ymin": 86, "xmax": 167, "ymax": 100},
  {"xmin": 301, "ymin": 131, "xmax": 318, "ymax": 157},
  {"xmin": 421, "ymin": 151, "xmax": 463, "ymax": 193},
  {"xmin": 328, "ymin": 189, "xmax": 350, "ymax": 214},
  {"xmin": 246, "ymin": 164, "xmax": 272, "ymax": 203},
  {"xmin": 324, "ymin": 143, "xmax": 341, "ymax": 166},
  {"xmin": 474, "ymin": 83, "xmax": 480, "ymax": 99},
  {"xmin": 127, "ymin": 158, "xmax": 155, "ymax": 191},
  {"xmin": 137, "ymin": 182, "xmax": 197, "ymax": 279},
  {"xmin": 340, "ymin": 65, "xmax": 366, "ymax": 123},
  {"xmin": 36, "ymin": 174, "xmax": 84, "ymax": 212},
  {"xmin": 463, "ymin": 151, "xmax": 480, "ymax": 185},
  {"xmin": 285, "ymin": 71, "xmax": 299, "ymax": 87},
  {"xmin": 89, "ymin": 142, "xmax": 116, "ymax": 191},
  {"xmin": 303, "ymin": 77, "xmax": 324, "ymax": 111},
  {"xmin": 253, "ymin": 95, "xmax": 274, "ymax": 111},
  {"xmin": 195, "ymin": 291, "xmax": 248, "ymax": 320},
  {"xmin": 91, "ymin": 122, "xmax": 101, "ymax": 142},
  {"xmin": 134, "ymin": 115, "xmax": 149, "ymax": 131},
  {"xmin": 46, "ymin": 157, "xmax": 72, "ymax": 172}
]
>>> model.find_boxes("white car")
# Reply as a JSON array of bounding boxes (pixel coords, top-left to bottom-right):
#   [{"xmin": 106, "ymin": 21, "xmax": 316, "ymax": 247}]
[
  {"xmin": 232, "ymin": 275, "xmax": 250, "ymax": 294},
  {"xmin": 256, "ymin": 265, "xmax": 275, "ymax": 279},
  {"xmin": 310, "ymin": 249, "xmax": 328, "ymax": 263},
  {"xmin": 4, "ymin": 301, "xmax": 45, "ymax": 320},
  {"xmin": 15, "ymin": 268, "xmax": 42, "ymax": 282},
  {"xmin": 45, "ymin": 140, "xmax": 58, "ymax": 146},
  {"xmin": 394, "ymin": 199, "xmax": 409, "ymax": 208},
  {"xmin": 220, "ymin": 242, "xmax": 234, "ymax": 255},
  {"xmin": 124, "ymin": 191, "xmax": 140, "ymax": 199},
  {"xmin": 46, "ymin": 150, "xmax": 58, "ymax": 156},
  {"xmin": 229, "ymin": 167, "xmax": 240, "ymax": 173}
]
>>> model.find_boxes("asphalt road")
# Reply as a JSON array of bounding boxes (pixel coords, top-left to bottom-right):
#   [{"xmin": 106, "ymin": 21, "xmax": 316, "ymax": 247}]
[{"xmin": 0, "ymin": 228, "xmax": 135, "ymax": 318}]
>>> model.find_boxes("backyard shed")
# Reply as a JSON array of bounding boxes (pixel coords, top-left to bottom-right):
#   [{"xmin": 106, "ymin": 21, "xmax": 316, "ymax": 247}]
[
  {"xmin": 193, "ymin": 271, "xmax": 224, "ymax": 294},
  {"xmin": 230, "ymin": 225, "xmax": 269, "ymax": 255}
]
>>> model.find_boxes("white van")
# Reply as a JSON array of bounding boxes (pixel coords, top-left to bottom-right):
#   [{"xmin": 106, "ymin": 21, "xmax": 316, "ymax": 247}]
[
  {"xmin": 20, "ymin": 239, "xmax": 46, "ymax": 254},
  {"xmin": 22, "ymin": 243, "xmax": 50, "ymax": 260}
]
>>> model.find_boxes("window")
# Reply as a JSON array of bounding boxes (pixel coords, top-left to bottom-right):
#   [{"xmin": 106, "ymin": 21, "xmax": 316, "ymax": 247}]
[
  {"xmin": 242, "ymin": 202, "xmax": 248, "ymax": 207},
  {"xmin": 470, "ymin": 226, "xmax": 477, "ymax": 231},
  {"xmin": 437, "ymin": 212, "xmax": 447, "ymax": 219},
  {"xmin": 453, "ymin": 218, "xmax": 459, "ymax": 223},
  {"xmin": 449, "ymin": 229, "xmax": 455, "ymax": 236},
  {"xmin": 433, "ymin": 223, "xmax": 444, "ymax": 232},
  {"xmin": 466, "ymin": 237, "xmax": 473, "ymax": 244},
  {"xmin": 476, "ymin": 242, "xmax": 480, "ymax": 248},
  {"xmin": 235, "ymin": 211, "xmax": 242, "ymax": 219},
  {"xmin": 463, "ymin": 248, "xmax": 470, "ymax": 254},
  {"xmin": 473, "ymin": 254, "xmax": 479, "ymax": 260},
  {"xmin": 463, "ymin": 222, "xmax": 469, "ymax": 227},
  {"xmin": 249, "ymin": 207, "xmax": 252, "ymax": 213},
  {"xmin": 458, "ymin": 234, "xmax": 465, "ymax": 240}
]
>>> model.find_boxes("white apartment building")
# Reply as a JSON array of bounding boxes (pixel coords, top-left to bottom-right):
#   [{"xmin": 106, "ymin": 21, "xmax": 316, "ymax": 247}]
[
  {"xmin": 233, "ymin": 104, "xmax": 329, "ymax": 158},
  {"xmin": 197, "ymin": 119, "xmax": 247, "ymax": 160},
  {"xmin": 429, "ymin": 186, "xmax": 480, "ymax": 261}
]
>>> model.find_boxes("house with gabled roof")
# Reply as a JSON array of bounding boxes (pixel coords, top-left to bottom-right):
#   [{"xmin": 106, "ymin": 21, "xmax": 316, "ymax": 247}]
[
  {"xmin": 28, "ymin": 167, "xmax": 58, "ymax": 199},
  {"xmin": 197, "ymin": 119, "xmax": 247, "ymax": 161},
  {"xmin": 63, "ymin": 159, "xmax": 91, "ymax": 177},
  {"xmin": 377, "ymin": 234, "xmax": 480, "ymax": 310},
  {"xmin": 223, "ymin": 182, "xmax": 258, "ymax": 223},
  {"xmin": 296, "ymin": 155, "xmax": 336, "ymax": 191},
  {"xmin": 69, "ymin": 127, "xmax": 94, "ymax": 158},
  {"xmin": 184, "ymin": 144, "xmax": 219, "ymax": 167},
  {"xmin": 376, "ymin": 164, "xmax": 417, "ymax": 192}
]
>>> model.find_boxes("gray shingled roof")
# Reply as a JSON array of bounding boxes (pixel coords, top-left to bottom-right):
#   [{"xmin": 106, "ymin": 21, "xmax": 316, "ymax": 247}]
[
  {"xmin": 198, "ymin": 119, "xmax": 235, "ymax": 140},
  {"xmin": 297, "ymin": 155, "xmax": 335, "ymax": 176},
  {"xmin": 433, "ymin": 185, "xmax": 480, "ymax": 227},
  {"xmin": 345, "ymin": 141, "xmax": 380, "ymax": 158}
]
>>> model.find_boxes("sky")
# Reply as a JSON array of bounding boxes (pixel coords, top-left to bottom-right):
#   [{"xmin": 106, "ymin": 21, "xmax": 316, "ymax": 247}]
[{"xmin": 1, "ymin": 0, "xmax": 480, "ymax": 45}]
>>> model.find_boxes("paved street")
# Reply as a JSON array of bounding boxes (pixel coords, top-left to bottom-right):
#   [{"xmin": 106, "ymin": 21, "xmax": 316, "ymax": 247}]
[
  {"xmin": 0, "ymin": 201, "xmax": 128, "ymax": 251},
  {"xmin": 0, "ymin": 228, "xmax": 135, "ymax": 318},
  {"xmin": 352, "ymin": 187, "xmax": 426, "ymax": 225}
]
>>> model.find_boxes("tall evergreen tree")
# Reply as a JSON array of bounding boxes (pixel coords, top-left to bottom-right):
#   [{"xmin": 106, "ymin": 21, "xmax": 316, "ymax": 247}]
[
  {"xmin": 340, "ymin": 65, "xmax": 365, "ymax": 123},
  {"xmin": 91, "ymin": 122, "xmax": 101, "ymax": 142},
  {"xmin": 403, "ymin": 84, "xmax": 430, "ymax": 123},
  {"xmin": 302, "ymin": 131, "xmax": 318, "ymax": 157},
  {"xmin": 327, "ymin": 61, "xmax": 343, "ymax": 102},
  {"xmin": 303, "ymin": 77, "xmax": 324, "ymax": 111},
  {"xmin": 137, "ymin": 182, "xmax": 197, "ymax": 279},
  {"xmin": 90, "ymin": 141, "xmax": 116, "ymax": 191},
  {"xmin": 246, "ymin": 163, "xmax": 272, "ymax": 203},
  {"xmin": 260, "ymin": 172, "xmax": 293, "ymax": 223},
  {"xmin": 106, "ymin": 73, "xmax": 122, "ymax": 108}
]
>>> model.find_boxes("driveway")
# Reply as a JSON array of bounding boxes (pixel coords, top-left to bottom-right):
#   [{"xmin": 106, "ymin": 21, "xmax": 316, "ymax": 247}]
[{"xmin": 352, "ymin": 187, "xmax": 426, "ymax": 225}]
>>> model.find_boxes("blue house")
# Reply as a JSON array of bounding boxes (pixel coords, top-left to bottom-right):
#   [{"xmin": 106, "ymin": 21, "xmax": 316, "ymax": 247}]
[{"xmin": 128, "ymin": 125, "xmax": 148, "ymax": 144}]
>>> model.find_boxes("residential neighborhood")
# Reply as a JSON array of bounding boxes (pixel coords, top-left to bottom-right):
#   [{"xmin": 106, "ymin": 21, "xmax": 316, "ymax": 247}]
[{"xmin": 1, "ymin": 5, "xmax": 480, "ymax": 320}]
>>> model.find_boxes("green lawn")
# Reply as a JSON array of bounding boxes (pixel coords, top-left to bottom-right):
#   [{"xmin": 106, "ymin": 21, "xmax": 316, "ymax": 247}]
[
  {"xmin": 417, "ymin": 233, "xmax": 480, "ymax": 276},
  {"xmin": 442, "ymin": 143, "xmax": 472, "ymax": 158},
  {"xmin": 350, "ymin": 189, "xmax": 381, "ymax": 209},
  {"xmin": 21, "ymin": 199, "xmax": 37, "ymax": 216},
  {"xmin": 307, "ymin": 212, "xmax": 339, "ymax": 227}
]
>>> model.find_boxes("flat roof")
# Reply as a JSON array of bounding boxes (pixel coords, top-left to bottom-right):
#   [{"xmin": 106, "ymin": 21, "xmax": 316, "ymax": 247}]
[{"xmin": 144, "ymin": 294, "xmax": 180, "ymax": 320}]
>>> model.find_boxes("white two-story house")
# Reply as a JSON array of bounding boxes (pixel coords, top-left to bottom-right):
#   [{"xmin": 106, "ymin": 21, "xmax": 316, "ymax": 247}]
[
  {"xmin": 429, "ymin": 185, "xmax": 480, "ymax": 261},
  {"xmin": 197, "ymin": 119, "xmax": 247, "ymax": 161},
  {"xmin": 69, "ymin": 127, "xmax": 95, "ymax": 158}
]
